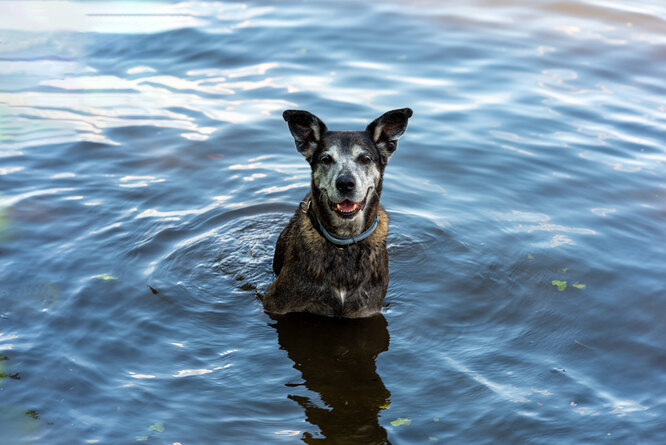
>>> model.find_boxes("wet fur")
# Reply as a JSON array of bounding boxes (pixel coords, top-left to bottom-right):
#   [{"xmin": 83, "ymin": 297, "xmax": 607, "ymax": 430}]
[{"xmin": 263, "ymin": 108, "xmax": 412, "ymax": 317}]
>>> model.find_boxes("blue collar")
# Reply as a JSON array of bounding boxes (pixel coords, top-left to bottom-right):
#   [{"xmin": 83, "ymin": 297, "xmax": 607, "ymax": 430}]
[{"xmin": 300, "ymin": 200, "xmax": 379, "ymax": 247}]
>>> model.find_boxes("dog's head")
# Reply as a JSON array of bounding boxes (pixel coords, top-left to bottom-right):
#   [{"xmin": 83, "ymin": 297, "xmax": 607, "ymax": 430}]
[{"xmin": 283, "ymin": 108, "xmax": 412, "ymax": 236}]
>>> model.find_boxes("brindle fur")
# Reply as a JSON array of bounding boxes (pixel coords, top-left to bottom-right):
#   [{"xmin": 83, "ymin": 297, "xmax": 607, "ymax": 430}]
[{"xmin": 263, "ymin": 108, "xmax": 412, "ymax": 317}]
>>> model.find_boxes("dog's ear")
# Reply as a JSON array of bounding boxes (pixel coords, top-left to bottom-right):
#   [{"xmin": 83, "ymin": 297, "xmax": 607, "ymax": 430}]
[
  {"xmin": 282, "ymin": 110, "xmax": 328, "ymax": 160},
  {"xmin": 366, "ymin": 108, "xmax": 413, "ymax": 161}
]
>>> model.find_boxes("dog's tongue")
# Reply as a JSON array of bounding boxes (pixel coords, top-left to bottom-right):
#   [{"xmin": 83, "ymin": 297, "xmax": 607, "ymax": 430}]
[{"xmin": 339, "ymin": 200, "xmax": 357, "ymax": 211}]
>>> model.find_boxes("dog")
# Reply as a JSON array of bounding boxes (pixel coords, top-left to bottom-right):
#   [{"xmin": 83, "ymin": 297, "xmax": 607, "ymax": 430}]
[{"xmin": 262, "ymin": 108, "xmax": 412, "ymax": 317}]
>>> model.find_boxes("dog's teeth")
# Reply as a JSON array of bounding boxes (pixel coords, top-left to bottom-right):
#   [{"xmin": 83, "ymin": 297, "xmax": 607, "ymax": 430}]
[{"xmin": 336, "ymin": 203, "xmax": 341, "ymax": 211}]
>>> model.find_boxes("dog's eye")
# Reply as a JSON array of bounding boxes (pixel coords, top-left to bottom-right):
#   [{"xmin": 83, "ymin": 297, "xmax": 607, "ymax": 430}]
[
  {"xmin": 320, "ymin": 155, "xmax": 334, "ymax": 165},
  {"xmin": 358, "ymin": 154, "xmax": 372, "ymax": 165}
]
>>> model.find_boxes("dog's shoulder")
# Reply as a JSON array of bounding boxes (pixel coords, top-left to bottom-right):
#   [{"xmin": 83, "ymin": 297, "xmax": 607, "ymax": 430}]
[
  {"xmin": 272, "ymin": 195, "xmax": 318, "ymax": 276},
  {"xmin": 272, "ymin": 208, "xmax": 299, "ymax": 277}
]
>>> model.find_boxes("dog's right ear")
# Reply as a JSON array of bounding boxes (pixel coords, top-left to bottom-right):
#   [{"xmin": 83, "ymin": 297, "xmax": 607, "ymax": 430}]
[{"xmin": 282, "ymin": 110, "xmax": 328, "ymax": 160}]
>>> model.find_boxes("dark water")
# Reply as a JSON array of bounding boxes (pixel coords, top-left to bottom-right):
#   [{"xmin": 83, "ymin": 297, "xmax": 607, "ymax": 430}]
[{"xmin": 1, "ymin": 0, "xmax": 665, "ymax": 443}]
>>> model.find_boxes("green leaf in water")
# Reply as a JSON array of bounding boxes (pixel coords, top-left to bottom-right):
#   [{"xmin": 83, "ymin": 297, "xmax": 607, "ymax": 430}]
[
  {"xmin": 391, "ymin": 417, "xmax": 412, "ymax": 426},
  {"xmin": 136, "ymin": 436, "xmax": 149, "ymax": 441},
  {"xmin": 94, "ymin": 273, "xmax": 117, "ymax": 280},
  {"xmin": 149, "ymin": 423, "xmax": 165, "ymax": 432},
  {"xmin": 572, "ymin": 282, "xmax": 586, "ymax": 289},
  {"xmin": 379, "ymin": 402, "xmax": 390, "ymax": 409},
  {"xmin": 527, "ymin": 254, "xmax": 535, "ymax": 260},
  {"xmin": 552, "ymin": 280, "xmax": 567, "ymax": 291}
]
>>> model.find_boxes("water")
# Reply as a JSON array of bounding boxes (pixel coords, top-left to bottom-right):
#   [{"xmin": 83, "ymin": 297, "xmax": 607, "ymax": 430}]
[{"xmin": 1, "ymin": 0, "xmax": 665, "ymax": 443}]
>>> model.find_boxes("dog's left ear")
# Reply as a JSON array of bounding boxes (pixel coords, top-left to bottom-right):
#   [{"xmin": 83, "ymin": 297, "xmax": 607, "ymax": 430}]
[
  {"xmin": 366, "ymin": 108, "xmax": 413, "ymax": 161},
  {"xmin": 283, "ymin": 110, "xmax": 328, "ymax": 161}
]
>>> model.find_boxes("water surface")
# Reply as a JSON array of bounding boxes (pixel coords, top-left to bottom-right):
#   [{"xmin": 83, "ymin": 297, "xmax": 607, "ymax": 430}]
[{"xmin": 1, "ymin": 0, "xmax": 665, "ymax": 443}]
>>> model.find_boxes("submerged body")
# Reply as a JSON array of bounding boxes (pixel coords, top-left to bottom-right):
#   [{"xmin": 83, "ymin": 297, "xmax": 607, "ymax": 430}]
[
  {"xmin": 263, "ymin": 108, "xmax": 412, "ymax": 317},
  {"xmin": 264, "ymin": 194, "xmax": 389, "ymax": 317}
]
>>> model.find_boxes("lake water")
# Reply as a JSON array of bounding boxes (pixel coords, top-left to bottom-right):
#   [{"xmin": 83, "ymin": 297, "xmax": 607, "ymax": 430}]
[{"xmin": 1, "ymin": 0, "xmax": 665, "ymax": 443}]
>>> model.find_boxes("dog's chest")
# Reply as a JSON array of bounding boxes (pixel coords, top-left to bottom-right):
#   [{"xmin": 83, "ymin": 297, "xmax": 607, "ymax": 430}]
[
  {"xmin": 334, "ymin": 287, "xmax": 347, "ymax": 303},
  {"xmin": 310, "ymin": 243, "xmax": 377, "ymax": 283},
  {"xmin": 304, "ymin": 241, "xmax": 385, "ymax": 308}
]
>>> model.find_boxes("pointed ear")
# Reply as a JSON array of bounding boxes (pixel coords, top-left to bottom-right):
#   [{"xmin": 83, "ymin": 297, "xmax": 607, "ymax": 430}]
[
  {"xmin": 365, "ymin": 108, "xmax": 413, "ymax": 160},
  {"xmin": 282, "ymin": 110, "xmax": 327, "ymax": 160}
]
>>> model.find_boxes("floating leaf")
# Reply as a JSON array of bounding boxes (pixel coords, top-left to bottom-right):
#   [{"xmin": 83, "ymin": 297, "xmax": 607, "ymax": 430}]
[
  {"xmin": 379, "ymin": 402, "xmax": 390, "ymax": 409},
  {"xmin": 572, "ymin": 282, "xmax": 586, "ymax": 289},
  {"xmin": 390, "ymin": 417, "xmax": 411, "ymax": 426},
  {"xmin": 136, "ymin": 436, "xmax": 149, "ymax": 441},
  {"xmin": 433, "ymin": 418, "xmax": 440, "ymax": 422},
  {"xmin": 149, "ymin": 423, "xmax": 165, "ymax": 432},
  {"xmin": 0, "ymin": 370, "xmax": 20, "ymax": 380},
  {"xmin": 552, "ymin": 280, "xmax": 567, "ymax": 291},
  {"xmin": 94, "ymin": 273, "xmax": 117, "ymax": 280},
  {"xmin": 429, "ymin": 437, "xmax": 438, "ymax": 442},
  {"xmin": 527, "ymin": 254, "xmax": 535, "ymax": 260},
  {"xmin": 559, "ymin": 268, "xmax": 568, "ymax": 273}
]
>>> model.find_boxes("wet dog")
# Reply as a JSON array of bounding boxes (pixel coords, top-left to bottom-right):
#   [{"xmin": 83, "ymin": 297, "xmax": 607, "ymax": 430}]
[{"xmin": 262, "ymin": 108, "xmax": 412, "ymax": 317}]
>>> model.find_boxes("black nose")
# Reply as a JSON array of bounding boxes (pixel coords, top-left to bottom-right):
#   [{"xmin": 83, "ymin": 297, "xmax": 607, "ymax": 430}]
[{"xmin": 336, "ymin": 175, "xmax": 356, "ymax": 194}]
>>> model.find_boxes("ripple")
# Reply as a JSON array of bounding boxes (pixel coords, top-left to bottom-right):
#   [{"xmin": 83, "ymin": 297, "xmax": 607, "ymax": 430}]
[
  {"xmin": 444, "ymin": 356, "xmax": 533, "ymax": 404},
  {"xmin": 2, "ymin": 92, "xmax": 292, "ymax": 147},
  {"xmin": 172, "ymin": 369, "xmax": 213, "ymax": 378},
  {"xmin": 0, "ymin": 3, "xmax": 291, "ymax": 149}
]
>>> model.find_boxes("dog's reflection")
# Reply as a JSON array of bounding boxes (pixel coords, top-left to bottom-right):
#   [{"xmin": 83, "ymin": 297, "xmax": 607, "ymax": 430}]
[{"xmin": 270, "ymin": 313, "xmax": 391, "ymax": 444}]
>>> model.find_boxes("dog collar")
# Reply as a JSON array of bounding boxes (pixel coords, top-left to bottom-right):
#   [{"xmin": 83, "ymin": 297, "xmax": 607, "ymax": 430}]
[{"xmin": 300, "ymin": 200, "xmax": 379, "ymax": 247}]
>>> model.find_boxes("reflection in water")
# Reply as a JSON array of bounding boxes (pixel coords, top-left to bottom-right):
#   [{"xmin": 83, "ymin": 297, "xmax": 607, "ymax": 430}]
[{"xmin": 270, "ymin": 314, "xmax": 391, "ymax": 444}]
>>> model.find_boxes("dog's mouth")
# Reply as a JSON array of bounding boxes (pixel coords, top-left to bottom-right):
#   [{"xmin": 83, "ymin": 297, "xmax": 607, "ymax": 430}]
[{"xmin": 330, "ymin": 198, "xmax": 366, "ymax": 218}]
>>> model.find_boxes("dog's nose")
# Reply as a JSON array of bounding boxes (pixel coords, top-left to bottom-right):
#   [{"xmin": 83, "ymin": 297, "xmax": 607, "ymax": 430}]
[{"xmin": 336, "ymin": 175, "xmax": 356, "ymax": 194}]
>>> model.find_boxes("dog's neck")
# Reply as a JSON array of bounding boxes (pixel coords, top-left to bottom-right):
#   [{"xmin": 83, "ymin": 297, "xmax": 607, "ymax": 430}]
[
  {"xmin": 310, "ymin": 191, "xmax": 381, "ymax": 239},
  {"xmin": 306, "ymin": 206, "xmax": 379, "ymax": 247}
]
